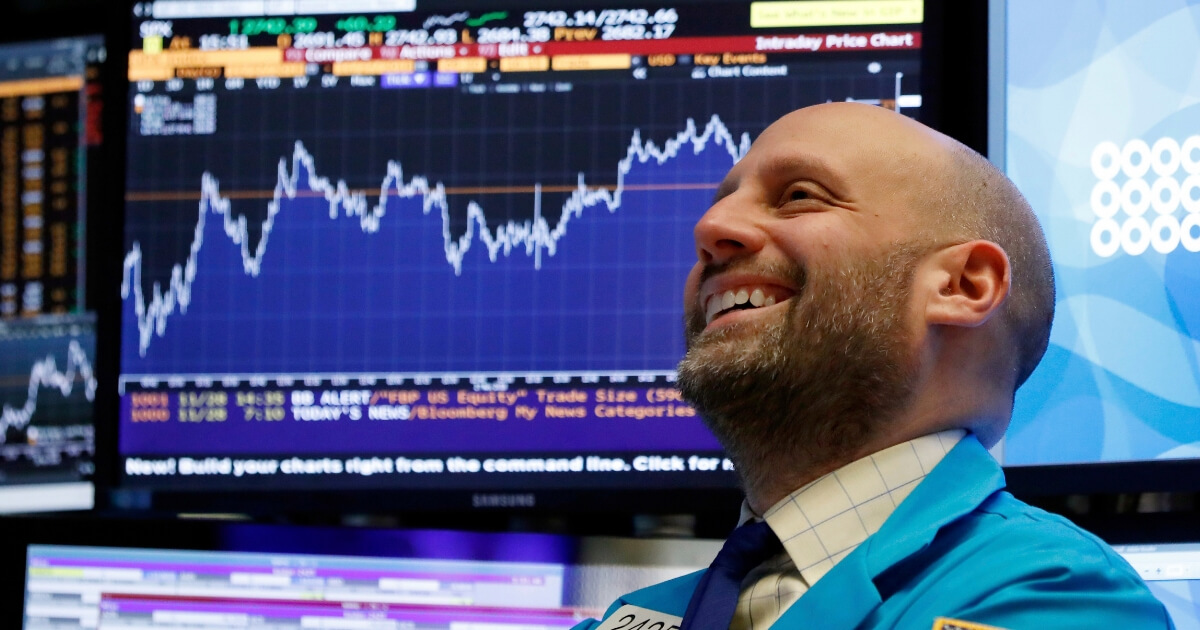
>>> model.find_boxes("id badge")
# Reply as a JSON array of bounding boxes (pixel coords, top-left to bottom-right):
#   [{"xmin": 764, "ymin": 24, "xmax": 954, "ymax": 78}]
[
  {"xmin": 595, "ymin": 605, "xmax": 684, "ymax": 630},
  {"xmin": 933, "ymin": 618, "xmax": 1008, "ymax": 630}
]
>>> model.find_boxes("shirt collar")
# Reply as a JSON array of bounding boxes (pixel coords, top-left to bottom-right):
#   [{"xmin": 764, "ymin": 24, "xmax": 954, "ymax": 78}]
[{"xmin": 741, "ymin": 429, "xmax": 965, "ymax": 587}]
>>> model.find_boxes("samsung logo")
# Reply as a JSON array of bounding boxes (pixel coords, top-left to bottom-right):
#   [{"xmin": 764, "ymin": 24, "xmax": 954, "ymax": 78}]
[{"xmin": 472, "ymin": 493, "xmax": 536, "ymax": 508}]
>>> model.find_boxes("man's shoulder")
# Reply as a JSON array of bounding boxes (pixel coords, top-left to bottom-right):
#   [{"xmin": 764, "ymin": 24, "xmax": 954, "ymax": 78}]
[
  {"xmin": 867, "ymin": 490, "xmax": 1171, "ymax": 629},
  {"xmin": 873, "ymin": 437, "xmax": 1148, "ymax": 592},
  {"xmin": 908, "ymin": 489, "xmax": 1148, "ymax": 587},
  {"xmin": 959, "ymin": 490, "xmax": 1133, "ymax": 567}
]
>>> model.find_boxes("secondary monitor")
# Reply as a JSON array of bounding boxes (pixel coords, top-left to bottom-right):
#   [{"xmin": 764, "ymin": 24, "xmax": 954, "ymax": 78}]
[
  {"xmin": 13, "ymin": 517, "xmax": 718, "ymax": 628},
  {"xmin": 993, "ymin": 0, "xmax": 1200, "ymax": 485},
  {"xmin": 1115, "ymin": 542, "xmax": 1200, "ymax": 629},
  {"xmin": 0, "ymin": 36, "xmax": 102, "ymax": 318},
  {"xmin": 0, "ymin": 314, "xmax": 97, "ymax": 513},
  {"xmin": 0, "ymin": 34, "xmax": 104, "ymax": 513},
  {"xmin": 24, "ymin": 544, "xmax": 576, "ymax": 629},
  {"xmin": 116, "ymin": 0, "xmax": 928, "ymax": 508}
]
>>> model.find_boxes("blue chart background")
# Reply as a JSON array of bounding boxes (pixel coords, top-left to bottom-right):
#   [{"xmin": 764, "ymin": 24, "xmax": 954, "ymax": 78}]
[
  {"xmin": 0, "ymin": 318, "xmax": 95, "ymax": 438},
  {"xmin": 1005, "ymin": 0, "xmax": 1200, "ymax": 464},
  {"xmin": 120, "ymin": 66, "xmax": 915, "ymax": 377},
  {"xmin": 121, "ymin": 137, "xmax": 723, "ymax": 375}
]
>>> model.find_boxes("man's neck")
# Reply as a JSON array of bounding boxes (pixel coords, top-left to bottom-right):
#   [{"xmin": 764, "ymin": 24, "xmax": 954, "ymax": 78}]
[
  {"xmin": 740, "ymin": 423, "xmax": 942, "ymax": 514},
  {"xmin": 742, "ymin": 444, "xmax": 876, "ymax": 515}
]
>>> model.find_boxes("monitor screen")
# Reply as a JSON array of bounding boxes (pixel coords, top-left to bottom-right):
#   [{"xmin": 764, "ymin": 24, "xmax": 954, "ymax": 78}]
[
  {"xmin": 0, "ymin": 34, "xmax": 103, "ymax": 512},
  {"xmin": 24, "ymin": 544, "xmax": 576, "ymax": 629},
  {"xmin": 15, "ymin": 520, "xmax": 717, "ymax": 629},
  {"xmin": 0, "ymin": 314, "xmax": 96, "ymax": 513},
  {"xmin": 0, "ymin": 36, "xmax": 101, "ymax": 318},
  {"xmin": 994, "ymin": 0, "xmax": 1200, "ymax": 469},
  {"xmin": 1115, "ymin": 543, "xmax": 1200, "ymax": 630},
  {"xmin": 117, "ymin": 0, "xmax": 926, "ymax": 500}
]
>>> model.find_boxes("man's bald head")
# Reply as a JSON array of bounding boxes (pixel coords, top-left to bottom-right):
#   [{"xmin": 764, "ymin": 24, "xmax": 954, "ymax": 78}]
[{"xmin": 929, "ymin": 141, "xmax": 1055, "ymax": 389}]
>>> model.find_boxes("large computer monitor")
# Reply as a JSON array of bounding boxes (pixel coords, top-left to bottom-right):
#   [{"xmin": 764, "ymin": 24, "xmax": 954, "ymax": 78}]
[
  {"xmin": 0, "ymin": 35, "xmax": 105, "ymax": 512},
  {"xmin": 112, "ymin": 0, "xmax": 938, "ymax": 510},
  {"xmin": 992, "ymin": 0, "xmax": 1200, "ymax": 490}
]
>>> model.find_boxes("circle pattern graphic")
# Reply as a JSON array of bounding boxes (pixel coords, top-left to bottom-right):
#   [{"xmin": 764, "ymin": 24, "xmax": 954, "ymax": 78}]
[{"xmin": 1091, "ymin": 136, "xmax": 1200, "ymax": 256}]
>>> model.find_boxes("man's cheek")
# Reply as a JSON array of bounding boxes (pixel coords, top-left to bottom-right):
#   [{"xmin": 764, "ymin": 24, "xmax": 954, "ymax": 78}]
[
  {"xmin": 683, "ymin": 305, "xmax": 706, "ymax": 345},
  {"xmin": 682, "ymin": 264, "xmax": 704, "ymax": 307}
]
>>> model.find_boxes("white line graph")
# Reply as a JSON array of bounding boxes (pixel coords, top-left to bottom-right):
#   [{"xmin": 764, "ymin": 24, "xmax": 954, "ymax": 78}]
[
  {"xmin": 422, "ymin": 11, "xmax": 469, "ymax": 29},
  {"xmin": 121, "ymin": 114, "xmax": 750, "ymax": 357},
  {"xmin": 0, "ymin": 339, "xmax": 97, "ymax": 445}
]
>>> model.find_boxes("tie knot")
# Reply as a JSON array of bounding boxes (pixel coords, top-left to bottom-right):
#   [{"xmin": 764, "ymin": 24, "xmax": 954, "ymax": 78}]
[{"xmin": 712, "ymin": 521, "xmax": 782, "ymax": 577}]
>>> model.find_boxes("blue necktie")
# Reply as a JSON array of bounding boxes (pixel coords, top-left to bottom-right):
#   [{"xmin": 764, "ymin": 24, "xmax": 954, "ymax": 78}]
[{"xmin": 680, "ymin": 521, "xmax": 783, "ymax": 630}]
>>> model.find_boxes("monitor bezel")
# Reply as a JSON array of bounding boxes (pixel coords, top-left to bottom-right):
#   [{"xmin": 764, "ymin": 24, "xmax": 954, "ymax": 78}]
[
  {"xmin": 0, "ymin": 9, "xmax": 116, "ymax": 514},
  {"xmin": 89, "ymin": 0, "xmax": 992, "ymax": 516}
]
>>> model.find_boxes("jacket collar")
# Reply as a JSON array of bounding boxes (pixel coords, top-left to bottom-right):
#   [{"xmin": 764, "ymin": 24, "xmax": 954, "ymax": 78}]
[
  {"xmin": 771, "ymin": 434, "xmax": 1006, "ymax": 628},
  {"xmin": 611, "ymin": 436, "xmax": 1006, "ymax": 625}
]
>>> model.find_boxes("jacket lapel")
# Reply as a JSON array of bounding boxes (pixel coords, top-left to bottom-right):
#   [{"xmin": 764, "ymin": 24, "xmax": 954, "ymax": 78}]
[
  {"xmin": 618, "ymin": 570, "xmax": 705, "ymax": 618},
  {"xmin": 770, "ymin": 436, "xmax": 1006, "ymax": 629}
]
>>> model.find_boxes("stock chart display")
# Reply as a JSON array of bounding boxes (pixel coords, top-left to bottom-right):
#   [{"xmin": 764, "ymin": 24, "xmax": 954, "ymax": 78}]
[
  {"xmin": 119, "ymin": 0, "xmax": 924, "ymax": 490},
  {"xmin": 0, "ymin": 314, "xmax": 96, "ymax": 510}
]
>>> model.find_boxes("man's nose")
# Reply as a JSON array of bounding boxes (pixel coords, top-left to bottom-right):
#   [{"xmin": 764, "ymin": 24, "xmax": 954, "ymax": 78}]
[{"xmin": 693, "ymin": 196, "xmax": 765, "ymax": 265}]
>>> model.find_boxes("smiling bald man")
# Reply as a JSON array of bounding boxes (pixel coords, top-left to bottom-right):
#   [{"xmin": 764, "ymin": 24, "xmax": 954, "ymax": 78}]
[{"xmin": 575, "ymin": 104, "xmax": 1171, "ymax": 630}]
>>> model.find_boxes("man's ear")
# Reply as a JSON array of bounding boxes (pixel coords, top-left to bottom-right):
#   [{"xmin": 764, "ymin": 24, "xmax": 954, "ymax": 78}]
[{"xmin": 920, "ymin": 240, "xmax": 1010, "ymax": 328}]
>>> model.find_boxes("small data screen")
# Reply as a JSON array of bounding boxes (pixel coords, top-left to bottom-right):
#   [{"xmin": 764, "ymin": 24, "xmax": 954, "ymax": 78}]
[
  {"xmin": 0, "ymin": 314, "xmax": 96, "ymax": 512},
  {"xmin": 0, "ymin": 37, "xmax": 102, "ymax": 318}
]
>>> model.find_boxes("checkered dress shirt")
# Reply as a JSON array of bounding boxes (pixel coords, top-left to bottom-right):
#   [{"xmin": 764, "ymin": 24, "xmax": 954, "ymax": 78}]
[{"xmin": 730, "ymin": 429, "xmax": 966, "ymax": 630}]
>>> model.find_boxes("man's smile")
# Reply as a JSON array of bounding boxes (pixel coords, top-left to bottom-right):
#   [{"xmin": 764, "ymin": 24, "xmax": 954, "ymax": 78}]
[{"xmin": 699, "ymin": 277, "xmax": 796, "ymax": 326}]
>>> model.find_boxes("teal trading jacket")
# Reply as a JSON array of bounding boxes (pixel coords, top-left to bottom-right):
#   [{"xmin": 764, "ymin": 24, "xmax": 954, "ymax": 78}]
[{"xmin": 576, "ymin": 436, "xmax": 1173, "ymax": 630}]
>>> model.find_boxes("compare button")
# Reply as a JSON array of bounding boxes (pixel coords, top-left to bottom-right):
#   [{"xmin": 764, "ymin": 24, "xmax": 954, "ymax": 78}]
[{"xmin": 750, "ymin": 0, "xmax": 923, "ymax": 27}]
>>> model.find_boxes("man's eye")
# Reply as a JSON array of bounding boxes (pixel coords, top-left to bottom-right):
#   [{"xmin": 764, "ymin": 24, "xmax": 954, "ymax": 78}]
[{"xmin": 778, "ymin": 184, "xmax": 825, "ymax": 210}]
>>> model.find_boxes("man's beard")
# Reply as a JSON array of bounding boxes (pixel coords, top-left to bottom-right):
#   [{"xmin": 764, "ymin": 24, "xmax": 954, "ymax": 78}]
[{"xmin": 677, "ymin": 246, "xmax": 925, "ymax": 498}]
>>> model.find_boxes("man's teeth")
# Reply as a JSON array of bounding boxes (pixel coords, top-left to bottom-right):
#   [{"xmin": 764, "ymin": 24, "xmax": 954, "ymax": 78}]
[
  {"xmin": 705, "ymin": 298, "xmax": 723, "ymax": 323},
  {"xmin": 705, "ymin": 288, "xmax": 780, "ymax": 324}
]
